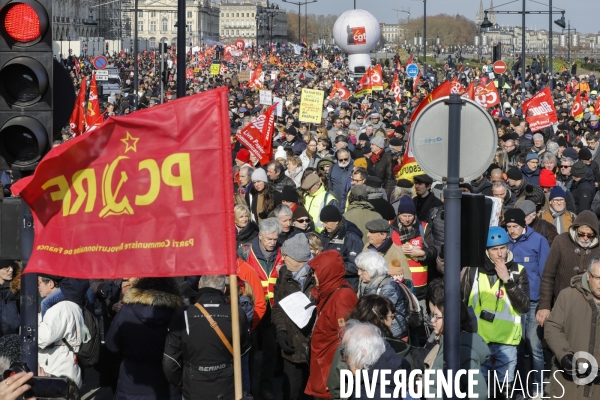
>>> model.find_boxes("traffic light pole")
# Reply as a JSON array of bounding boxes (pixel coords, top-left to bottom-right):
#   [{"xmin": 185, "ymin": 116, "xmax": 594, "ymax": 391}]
[
  {"xmin": 443, "ymin": 94, "xmax": 463, "ymax": 400},
  {"xmin": 133, "ymin": 0, "xmax": 139, "ymax": 109},
  {"xmin": 20, "ymin": 201, "xmax": 37, "ymax": 374}
]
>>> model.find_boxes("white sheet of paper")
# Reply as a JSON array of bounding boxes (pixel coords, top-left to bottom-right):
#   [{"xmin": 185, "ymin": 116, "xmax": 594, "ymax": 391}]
[{"xmin": 278, "ymin": 292, "xmax": 316, "ymax": 329}]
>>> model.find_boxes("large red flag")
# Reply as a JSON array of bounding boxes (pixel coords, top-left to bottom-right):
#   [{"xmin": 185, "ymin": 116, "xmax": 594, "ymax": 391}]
[
  {"xmin": 247, "ymin": 64, "xmax": 263, "ymax": 89},
  {"xmin": 371, "ymin": 64, "xmax": 384, "ymax": 91},
  {"xmin": 522, "ymin": 87, "xmax": 558, "ymax": 132},
  {"xmin": 69, "ymin": 76, "xmax": 87, "ymax": 138},
  {"xmin": 474, "ymin": 81, "xmax": 500, "ymax": 109},
  {"xmin": 11, "ymin": 88, "xmax": 235, "ymax": 278},
  {"xmin": 235, "ymin": 104, "xmax": 277, "ymax": 166},
  {"xmin": 595, "ymin": 99, "xmax": 600, "ymax": 117},
  {"xmin": 410, "ymin": 80, "xmax": 452, "ymax": 127},
  {"xmin": 85, "ymin": 73, "xmax": 103, "ymax": 131},
  {"xmin": 413, "ymin": 74, "xmax": 421, "ymax": 94},
  {"xmin": 407, "ymin": 54, "xmax": 414, "ymax": 65},
  {"xmin": 328, "ymin": 80, "xmax": 350, "ymax": 100},
  {"xmin": 462, "ymin": 82, "xmax": 475, "ymax": 100}
]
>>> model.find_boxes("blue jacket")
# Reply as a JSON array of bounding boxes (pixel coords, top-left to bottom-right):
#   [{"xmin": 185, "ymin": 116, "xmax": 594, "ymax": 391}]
[
  {"xmin": 508, "ymin": 226, "xmax": 550, "ymax": 301},
  {"xmin": 328, "ymin": 162, "xmax": 353, "ymax": 211},
  {"xmin": 521, "ymin": 165, "xmax": 540, "ymax": 185}
]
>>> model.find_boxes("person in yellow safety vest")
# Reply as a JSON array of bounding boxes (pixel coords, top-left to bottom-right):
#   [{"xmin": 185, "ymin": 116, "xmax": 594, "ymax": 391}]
[
  {"xmin": 301, "ymin": 173, "xmax": 338, "ymax": 233},
  {"xmin": 236, "ymin": 217, "xmax": 284, "ymax": 400},
  {"xmin": 461, "ymin": 226, "xmax": 530, "ymax": 400}
]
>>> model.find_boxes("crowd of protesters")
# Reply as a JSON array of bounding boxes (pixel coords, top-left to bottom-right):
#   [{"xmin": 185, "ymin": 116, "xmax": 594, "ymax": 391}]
[{"xmin": 0, "ymin": 41, "xmax": 599, "ymax": 400}]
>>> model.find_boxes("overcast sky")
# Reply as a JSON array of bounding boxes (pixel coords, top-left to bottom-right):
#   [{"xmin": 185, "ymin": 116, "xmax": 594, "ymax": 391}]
[{"xmin": 270, "ymin": 0, "xmax": 598, "ymax": 35}]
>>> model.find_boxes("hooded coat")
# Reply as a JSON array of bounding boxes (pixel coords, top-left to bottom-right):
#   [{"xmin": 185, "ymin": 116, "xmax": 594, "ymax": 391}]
[
  {"xmin": 343, "ymin": 201, "xmax": 383, "ymax": 246},
  {"xmin": 106, "ymin": 280, "xmax": 183, "ymax": 400},
  {"xmin": 539, "ymin": 210, "xmax": 600, "ymax": 311},
  {"xmin": 545, "ymin": 274, "xmax": 600, "ymax": 399},
  {"xmin": 305, "ymin": 251, "xmax": 358, "ymax": 399}
]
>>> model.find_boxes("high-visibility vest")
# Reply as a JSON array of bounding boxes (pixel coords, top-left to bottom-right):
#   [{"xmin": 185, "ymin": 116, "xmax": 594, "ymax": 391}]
[
  {"xmin": 304, "ymin": 185, "xmax": 337, "ymax": 233},
  {"xmin": 391, "ymin": 222, "xmax": 428, "ymax": 288},
  {"xmin": 468, "ymin": 266, "xmax": 524, "ymax": 345},
  {"xmin": 241, "ymin": 244, "xmax": 283, "ymax": 307}
]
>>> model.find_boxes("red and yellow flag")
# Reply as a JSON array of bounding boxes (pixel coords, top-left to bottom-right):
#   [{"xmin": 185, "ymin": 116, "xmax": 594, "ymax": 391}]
[
  {"xmin": 354, "ymin": 67, "xmax": 373, "ymax": 97},
  {"xmin": 571, "ymin": 92, "xmax": 584, "ymax": 121},
  {"xmin": 328, "ymin": 80, "xmax": 350, "ymax": 100},
  {"xmin": 11, "ymin": 88, "xmax": 235, "ymax": 279},
  {"xmin": 391, "ymin": 74, "xmax": 402, "ymax": 104},
  {"xmin": 371, "ymin": 64, "xmax": 384, "ymax": 91},
  {"xmin": 69, "ymin": 76, "xmax": 87, "ymax": 138},
  {"xmin": 85, "ymin": 73, "xmax": 103, "ymax": 131},
  {"xmin": 235, "ymin": 103, "xmax": 277, "ymax": 165},
  {"xmin": 474, "ymin": 82, "xmax": 500, "ymax": 109}
]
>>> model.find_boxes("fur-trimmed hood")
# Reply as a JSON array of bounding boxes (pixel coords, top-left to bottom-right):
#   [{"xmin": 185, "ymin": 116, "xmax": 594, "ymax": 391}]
[{"xmin": 123, "ymin": 288, "xmax": 183, "ymax": 309}]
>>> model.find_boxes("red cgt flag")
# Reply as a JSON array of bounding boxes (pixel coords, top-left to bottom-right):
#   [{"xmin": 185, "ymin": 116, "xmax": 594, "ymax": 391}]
[
  {"xmin": 571, "ymin": 92, "xmax": 584, "ymax": 121},
  {"xmin": 595, "ymin": 99, "xmax": 600, "ymax": 117},
  {"xmin": 371, "ymin": 64, "xmax": 384, "ymax": 91},
  {"xmin": 328, "ymin": 80, "xmax": 350, "ymax": 100},
  {"xmin": 354, "ymin": 67, "xmax": 373, "ymax": 97},
  {"xmin": 235, "ymin": 104, "xmax": 277, "ymax": 166},
  {"xmin": 391, "ymin": 74, "xmax": 402, "ymax": 104},
  {"xmin": 407, "ymin": 54, "xmax": 414, "ymax": 66},
  {"xmin": 247, "ymin": 64, "xmax": 263, "ymax": 90},
  {"xmin": 474, "ymin": 82, "xmax": 500, "ymax": 109},
  {"xmin": 11, "ymin": 88, "xmax": 235, "ymax": 278},
  {"xmin": 522, "ymin": 87, "xmax": 558, "ymax": 132},
  {"xmin": 69, "ymin": 76, "xmax": 87, "ymax": 138}
]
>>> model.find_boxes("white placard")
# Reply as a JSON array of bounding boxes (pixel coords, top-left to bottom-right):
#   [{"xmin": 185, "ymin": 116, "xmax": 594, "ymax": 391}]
[
  {"xmin": 273, "ymin": 96, "xmax": 284, "ymax": 117},
  {"xmin": 96, "ymin": 75, "xmax": 108, "ymax": 81},
  {"xmin": 259, "ymin": 90, "xmax": 272, "ymax": 106},
  {"xmin": 278, "ymin": 292, "xmax": 316, "ymax": 329},
  {"xmin": 95, "ymin": 70, "xmax": 109, "ymax": 76}
]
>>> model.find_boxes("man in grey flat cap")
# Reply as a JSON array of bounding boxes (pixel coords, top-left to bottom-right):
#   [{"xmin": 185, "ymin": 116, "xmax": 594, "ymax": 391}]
[{"xmin": 363, "ymin": 219, "xmax": 410, "ymax": 281}]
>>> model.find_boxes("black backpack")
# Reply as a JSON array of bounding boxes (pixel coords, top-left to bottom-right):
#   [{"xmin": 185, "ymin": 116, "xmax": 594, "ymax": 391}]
[
  {"xmin": 376, "ymin": 277, "xmax": 423, "ymax": 329},
  {"xmin": 63, "ymin": 307, "xmax": 101, "ymax": 368}
]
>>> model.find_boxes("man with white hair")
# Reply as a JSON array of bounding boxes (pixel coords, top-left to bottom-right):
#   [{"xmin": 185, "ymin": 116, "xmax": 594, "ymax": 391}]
[
  {"xmin": 340, "ymin": 321, "xmax": 411, "ymax": 397},
  {"xmin": 530, "ymin": 133, "xmax": 546, "ymax": 156},
  {"xmin": 273, "ymin": 204, "xmax": 293, "ymax": 245},
  {"xmin": 163, "ymin": 275, "xmax": 250, "ymax": 400}
]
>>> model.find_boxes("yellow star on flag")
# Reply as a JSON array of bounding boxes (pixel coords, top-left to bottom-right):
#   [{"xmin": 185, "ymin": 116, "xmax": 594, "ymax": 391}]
[{"xmin": 121, "ymin": 132, "xmax": 139, "ymax": 153}]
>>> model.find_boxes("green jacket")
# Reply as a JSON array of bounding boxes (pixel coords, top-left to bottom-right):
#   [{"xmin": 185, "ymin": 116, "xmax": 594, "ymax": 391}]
[{"xmin": 343, "ymin": 201, "xmax": 382, "ymax": 246}]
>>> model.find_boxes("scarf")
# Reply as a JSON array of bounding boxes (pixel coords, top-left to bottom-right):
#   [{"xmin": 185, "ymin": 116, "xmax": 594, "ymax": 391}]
[
  {"xmin": 550, "ymin": 206, "xmax": 567, "ymax": 234},
  {"xmin": 397, "ymin": 220, "xmax": 419, "ymax": 243},
  {"xmin": 370, "ymin": 149, "xmax": 382, "ymax": 165},
  {"xmin": 292, "ymin": 263, "xmax": 311, "ymax": 287},
  {"xmin": 41, "ymin": 288, "xmax": 65, "ymax": 318},
  {"xmin": 359, "ymin": 274, "xmax": 388, "ymax": 297}
]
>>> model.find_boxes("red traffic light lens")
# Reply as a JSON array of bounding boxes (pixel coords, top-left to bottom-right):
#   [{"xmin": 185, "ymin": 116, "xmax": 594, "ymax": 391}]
[{"xmin": 4, "ymin": 3, "xmax": 40, "ymax": 42}]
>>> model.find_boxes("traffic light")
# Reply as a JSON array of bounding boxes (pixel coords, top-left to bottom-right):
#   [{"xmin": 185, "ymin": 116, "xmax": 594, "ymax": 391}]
[
  {"xmin": 0, "ymin": 0, "xmax": 52, "ymax": 170},
  {"xmin": 492, "ymin": 43, "xmax": 502, "ymax": 63}
]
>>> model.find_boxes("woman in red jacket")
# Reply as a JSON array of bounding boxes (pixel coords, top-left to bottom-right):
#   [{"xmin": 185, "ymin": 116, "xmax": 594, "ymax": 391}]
[{"xmin": 305, "ymin": 250, "xmax": 358, "ymax": 399}]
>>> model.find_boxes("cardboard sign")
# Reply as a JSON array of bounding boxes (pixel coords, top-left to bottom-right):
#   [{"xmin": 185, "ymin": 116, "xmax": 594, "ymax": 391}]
[
  {"xmin": 238, "ymin": 71, "xmax": 251, "ymax": 82},
  {"xmin": 322, "ymin": 59, "xmax": 330, "ymax": 69},
  {"xmin": 273, "ymin": 96, "xmax": 284, "ymax": 117},
  {"xmin": 299, "ymin": 89, "xmax": 324, "ymax": 123},
  {"xmin": 259, "ymin": 90, "xmax": 272, "ymax": 106},
  {"xmin": 210, "ymin": 64, "xmax": 221, "ymax": 75}
]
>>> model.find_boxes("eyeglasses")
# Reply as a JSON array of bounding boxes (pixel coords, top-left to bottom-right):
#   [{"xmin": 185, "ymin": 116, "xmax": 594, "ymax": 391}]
[
  {"xmin": 431, "ymin": 314, "xmax": 443, "ymax": 322},
  {"xmin": 577, "ymin": 231, "xmax": 595, "ymax": 239},
  {"xmin": 296, "ymin": 218, "xmax": 309, "ymax": 223},
  {"xmin": 561, "ymin": 165, "xmax": 572, "ymax": 169},
  {"xmin": 551, "ymin": 198, "xmax": 566, "ymax": 203},
  {"xmin": 338, "ymin": 158, "xmax": 349, "ymax": 162}
]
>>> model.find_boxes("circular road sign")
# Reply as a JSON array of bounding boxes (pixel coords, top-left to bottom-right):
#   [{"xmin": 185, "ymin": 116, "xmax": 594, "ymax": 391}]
[
  {"xmin": 493, "ymin": 60, "xmax": 507, "ymax": 75},
  {"xmin": 410, "ymin": 96, "xmax": 497, "ymax": 182},
  {"xmin": 406, "ymin": 63, "xmax": 419, "ymax": 78},
  {"xmin": 93, "ymin": 55, "xmax": 108, "ymax": 70}
]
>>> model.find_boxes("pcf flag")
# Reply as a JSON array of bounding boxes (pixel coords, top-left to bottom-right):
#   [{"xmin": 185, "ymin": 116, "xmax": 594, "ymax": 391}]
[
  {"xmin": 11, "ymin": 88, "xmax": 235, "ymax": 278},
  {"xmin": 69, "ymin": 76, "xmax": 87, "ymax": 138},
  {"xmin": 522, "ymin": 87, "xmax": 558, "ymax": 132},
  {"xmin": 85, "ymin": 73, "xmax": 103, "ymax": 131}
]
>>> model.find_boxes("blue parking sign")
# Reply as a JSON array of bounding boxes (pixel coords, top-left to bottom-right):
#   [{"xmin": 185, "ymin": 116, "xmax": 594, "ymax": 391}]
[{"xmin": 406, "ymin": 63, "xmax": 419, "ymax": 78}]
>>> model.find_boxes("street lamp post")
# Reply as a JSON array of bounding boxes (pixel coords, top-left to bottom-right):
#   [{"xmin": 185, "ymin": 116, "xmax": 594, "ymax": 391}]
[
  {"xmin": 563, "ymin": 20, "xmax": 576, "ymax": 65},
  {"xmin": 282, "ymin": 0, "xmax": 316, "ymax": 45},
  {"xmin": 481, "ymin": 1, "xmax": 564, "ymax": 97}
]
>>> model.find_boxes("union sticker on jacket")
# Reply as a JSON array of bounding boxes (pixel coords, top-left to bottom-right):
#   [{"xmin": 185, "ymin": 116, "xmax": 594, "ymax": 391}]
[
  {"xmin": 338, "ymin": 318, "xmax": 345, "ymax": 327},
  {"xmin": 524, "ymin": 257, "xmax": 529, "ymax": 262}
]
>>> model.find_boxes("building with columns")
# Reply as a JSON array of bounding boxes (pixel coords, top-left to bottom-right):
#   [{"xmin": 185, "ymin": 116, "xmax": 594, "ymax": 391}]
[{"xmin": 52, "ymin": 0, "xmax": 99, "ymax": 41}]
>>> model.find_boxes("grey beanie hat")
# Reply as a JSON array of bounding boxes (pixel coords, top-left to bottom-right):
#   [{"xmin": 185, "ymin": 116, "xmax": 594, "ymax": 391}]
[
  {"xmin": 517, "ymin": 199, "xmax": 537, "ymax": 217},
  {"xmin": 370, "ymin": 136, "xmax": 385, "ymax": 149},
  {"xmin": 281, "ymin": 233, "xmax": 311, "ymax": 262}
]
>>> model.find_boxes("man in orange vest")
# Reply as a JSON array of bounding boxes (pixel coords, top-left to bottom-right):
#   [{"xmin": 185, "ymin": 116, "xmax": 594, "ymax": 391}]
[{"xmin": 237, "ymin": 217, "xmax": 284, "ymax": 400}]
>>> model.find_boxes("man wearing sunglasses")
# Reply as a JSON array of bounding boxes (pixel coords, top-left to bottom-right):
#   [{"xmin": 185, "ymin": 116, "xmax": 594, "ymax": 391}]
[{"xmin": 537, "ymin": 210, "xmax": 600, "ymax": 329}]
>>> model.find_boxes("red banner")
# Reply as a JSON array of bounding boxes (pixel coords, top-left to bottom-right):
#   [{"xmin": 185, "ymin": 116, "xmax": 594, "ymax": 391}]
[
  {"xmin": 69, "ymin": 76, "xmax": 87, "ymax": 138},
  {"xmin": 474, "ymin": 82, "xmax": 500, "ymax": 109},
  {"xmin": 354, "ymin": 66, "xmax": 372, "ymax": 97},
  {"xmin": 11, "ymin": 88, "xmax": 235, "ymax": 278},
  {"xmin": 371, "ymin": 64, "xmax": 383, "ymax": 91},
  {"xmin": 328, "ymin": 80, "xmax": 350, "ymax": 100},
  {"xmin": 410, "ymin": 80, "xmax": 452, "ymax": 127},
  {"xmin": 462, "ymin": 82, "xmax": 475, "ymax": 100},
  {"xmin": 522, "ymin": 87, "xmax": 558, "ymax": 132},
  {"xmin": 413, "ymin": 74, "xmax": 421, "ymax": 94},
  {"xmin": 85, "ymin": 73, "xmax": 103, "ymax": 131},
  {"xmin": 235, "ymin": 104, "xmax": 277, "ymax": 166},
  {"xmin": 407, "ymin": 55, "xmax": 414, "ymax": 65},
  {"xmin": 247, "ymin": 64, "xmax": 263, "ymax": 90},
  {"xmin": 595, "ymin": 99, "xmax": 600, "ymax": 117}
]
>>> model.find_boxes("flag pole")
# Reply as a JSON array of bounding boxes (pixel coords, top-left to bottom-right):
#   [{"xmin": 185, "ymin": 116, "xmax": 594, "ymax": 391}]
[{"xmin": 229, "ymin": 274, "xmax": 243, "ymax": 400}]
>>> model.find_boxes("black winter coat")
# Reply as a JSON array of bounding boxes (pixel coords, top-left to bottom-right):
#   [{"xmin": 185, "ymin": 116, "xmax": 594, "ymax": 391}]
[
  {"xmin": 236, "ymin": 222, "xmax": 259, "ymax": 247},
  {"xmin": 570, "ymin": 171, "xmax": 596, "ymax": 214},
  {"xmin": 367, "ymin": 151, "xmax": 395, "ymax": 196},
  {"xmin": 368, "ymin": 198, "xmax": 397, "ymax": 221},
  {"xmin": 272, "ymin": 265, "xmax": 317, "ymax": 364},
  {"xmin": 106, "ymin": 285, "xmax": 183, "ymax": 400},
  {"xmin": 0, "ymin": 279, "xmax": 19, "ymax": 337},
  {"xmin": 163, "ymin": 288, "xmax": 250, "ymax": 400},
  {"xmin": 413, "ymin": 192, "xmax": 443, "ymax": 224},
  {"xmin": 320, "ymin": 218, "xmax": 364, "ymax": 291},
  {"xmin": 269, "ymin": 173, "xmax": 296, "ymax": 193}
]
